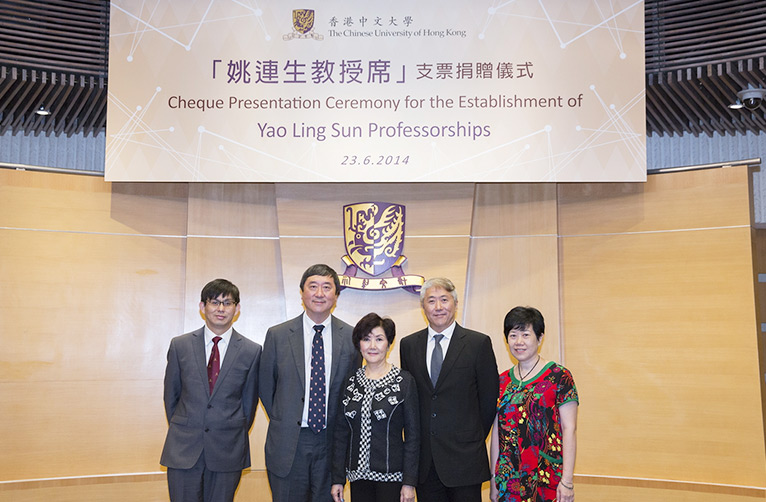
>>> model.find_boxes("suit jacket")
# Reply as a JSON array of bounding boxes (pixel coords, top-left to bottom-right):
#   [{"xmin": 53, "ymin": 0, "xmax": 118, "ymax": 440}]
[
  {"xmin": 331, "ymin": 366, "xmax": 420, "ymax": 487},
  {"xmin": 399, "ymin": 323, "xmax": 499, "ymax": 487},
  {"xmin": 160, "ymin": 327, "xmax": 261, "ymax": 472},
  {"xmin": 259, "ymin": 314, "xmax": 359, "ymax": 478}
]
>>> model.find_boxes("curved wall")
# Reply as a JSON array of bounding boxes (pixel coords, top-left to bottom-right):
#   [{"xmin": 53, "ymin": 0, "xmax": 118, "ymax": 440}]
[{"xmin": 0, "ymin": 166, "xmax": 763, "ymax": 501}]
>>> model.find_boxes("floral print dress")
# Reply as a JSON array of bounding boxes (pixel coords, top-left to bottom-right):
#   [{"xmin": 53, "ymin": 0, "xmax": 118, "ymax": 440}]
[{"xmin": 495, "ymin": 362, "xmax": 578, "ymax": 502}]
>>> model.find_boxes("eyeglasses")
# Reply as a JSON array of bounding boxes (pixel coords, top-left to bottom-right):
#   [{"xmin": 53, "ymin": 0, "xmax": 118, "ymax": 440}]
[{"xmin": 206, "ymin": 299, "xmax": 237, "ymax": 308}]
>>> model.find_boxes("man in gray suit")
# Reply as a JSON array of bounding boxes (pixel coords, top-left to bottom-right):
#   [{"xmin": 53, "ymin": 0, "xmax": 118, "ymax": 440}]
[
  {"xmin": 400, "ymin": 277, "xmax": 499, "ymax": 502},
  {"xmin": 161, "ymin": 278, "xmax": 262, "ymax": 502},
  {"xmin": 259, "ymin": 264, "xmax": 359, "ymax": 502}
]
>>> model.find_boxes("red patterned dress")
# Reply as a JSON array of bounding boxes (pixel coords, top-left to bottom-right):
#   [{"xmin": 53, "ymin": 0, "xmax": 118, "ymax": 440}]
[{"xmin": 495, "ymin": 362, "xmax": 578, "ymax": 502}]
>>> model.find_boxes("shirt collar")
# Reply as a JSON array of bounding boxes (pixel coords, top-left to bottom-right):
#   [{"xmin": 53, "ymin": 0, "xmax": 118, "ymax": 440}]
[
  {"xmin": 303, "ymin": 312, "xmax": 332, "ymax": 333},
  {"xmin": 428, "ymin": 320, "xmax": 456, "ymax": 340},
  {"xmin": 204, "ymin": 325, "xmax": 233, "ymax": 345}
]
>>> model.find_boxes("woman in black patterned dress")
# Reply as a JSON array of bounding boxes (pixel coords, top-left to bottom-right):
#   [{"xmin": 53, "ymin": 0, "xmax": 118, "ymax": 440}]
[{"xmin": 331, "ymin": 313, "xmax": 420, "ymax": 502}]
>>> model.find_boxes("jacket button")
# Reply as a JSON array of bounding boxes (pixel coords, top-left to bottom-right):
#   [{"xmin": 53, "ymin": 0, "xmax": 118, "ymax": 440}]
[
  {"xmin": 432, "ymin": 394, "xmax": 437, "ymax": 400},
  {"xmin": 431, "ymin": 412, "xmax": 437, "ymax": 418},
  {"xmin": 431, "ymin": 431, "xmax": 436, "ymax": 436},
  {"xmin": 204, "ymin": 428, "xmax": 210, "ymax": 432},
  {"xmin": 297, "ymin": 421, "xmax": 301, "ymax": 426},
  {"xmin": 207, "ymin": 404, "xmax": 212, "ymax": 409}
]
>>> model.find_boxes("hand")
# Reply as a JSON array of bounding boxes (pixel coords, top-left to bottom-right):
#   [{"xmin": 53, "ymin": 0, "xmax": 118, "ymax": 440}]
[
  {"xmin": 489, "ymin": 477, "xmax": 499, "ymax": 502},
  {"xmin": 400, "ymin": 484, "xmax": 416, "ymax": 502},
  {"xmin": 556, "ymin": 482, "xmax": 574, "ymax": 502},
  {"xmin": 331, "ymin": 484, "xmax": 345, "ymax": 502}
]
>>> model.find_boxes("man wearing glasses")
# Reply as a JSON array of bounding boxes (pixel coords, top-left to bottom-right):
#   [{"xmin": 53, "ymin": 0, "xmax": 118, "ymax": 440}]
[{"xmin": 161, "ymin": 278, "xmax": 262, "ymax": 502}]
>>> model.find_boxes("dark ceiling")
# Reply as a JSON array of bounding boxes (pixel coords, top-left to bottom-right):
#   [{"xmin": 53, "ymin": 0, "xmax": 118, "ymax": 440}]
[
  {"xmin": 0, "ymin": 0, "xmax": 107, "ymax": 137},
  {"xmin": 1, "ymin": 0, "xmax": 766, "ymax": 138}
]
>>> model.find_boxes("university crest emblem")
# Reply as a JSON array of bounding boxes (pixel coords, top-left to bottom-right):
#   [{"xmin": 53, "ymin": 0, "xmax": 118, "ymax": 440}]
[
  {"xmin": 339, "ymin": 202, "xmax": 424, "ymax": 294},
  {"xmin": 293, "ymin": 9, "xmax": 314, "ymax": 34},
  {"xmin": 284, "ymin": 9, "xmax": 323, "ymax": 41}
]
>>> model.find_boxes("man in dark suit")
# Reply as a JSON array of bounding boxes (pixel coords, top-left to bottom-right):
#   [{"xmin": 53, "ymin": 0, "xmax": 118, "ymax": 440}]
[
  {"xmin": 161, "ymin": 278, "xmax": 262, "ymax": 502},
  {"xmin": 399, "ymin": 277, "xmax": 499, "ymax": 502},
  {"xmin": 259, "ymin": 264, "xmax": 359, "ymax": 502}
]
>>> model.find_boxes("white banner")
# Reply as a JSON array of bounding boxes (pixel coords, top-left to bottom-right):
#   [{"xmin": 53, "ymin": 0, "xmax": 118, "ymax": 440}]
[{"xmin": 106, "ymin": 0, "xmax": 645, "ymax": 182}]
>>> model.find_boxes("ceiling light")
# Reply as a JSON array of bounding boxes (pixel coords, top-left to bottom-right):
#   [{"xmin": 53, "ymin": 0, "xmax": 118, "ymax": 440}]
[{"xmin": 35, "ymin": 105, "xmax": 51, "ymax": 116}]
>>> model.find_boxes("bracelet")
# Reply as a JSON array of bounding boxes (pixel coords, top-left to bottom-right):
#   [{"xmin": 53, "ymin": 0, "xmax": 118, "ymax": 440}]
[{"xmin": 559, "ymin": 481, "xmax": 574, "ymax": 490}]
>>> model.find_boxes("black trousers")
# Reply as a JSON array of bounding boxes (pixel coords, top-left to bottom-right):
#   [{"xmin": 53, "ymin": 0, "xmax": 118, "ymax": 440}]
[
  {"xmin": 350, "ymin": 479, "xmax": 402, "ymax": 502},
  {"xmin": 415, "ymin": 461, "xmax": 482, "ymax": 502}
]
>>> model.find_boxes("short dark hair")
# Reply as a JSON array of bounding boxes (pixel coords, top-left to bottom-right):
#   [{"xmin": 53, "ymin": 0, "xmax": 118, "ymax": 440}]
[
  {"xmin": 352, "ymin": 312, "xmax": 396, "ymax": 351},
  {"xmin": 299, "ymin": 264, "xmax": 341, "ymax": 294},
  {"xmin": 503, "ymin": 306, "xmax": 544, "ymax": 341},
  {"xmin": 200, "ymin": 278, "xmax": 240, "ymax": 304}
]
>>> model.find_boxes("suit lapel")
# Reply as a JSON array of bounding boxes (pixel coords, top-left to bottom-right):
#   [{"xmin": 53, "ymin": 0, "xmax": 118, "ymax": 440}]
[
  {"xmin": 286, "ymin": 316, "xmax": 307, "ymax": 393},
  {"xmin": 210, "ymin": 329, "xmax": 243, "ymax": 399},
  {"xmin": 329, "ymin": 316, "xmax": 345, "ymax": 386},
  {"xmin": 436, "ymin": 324, "xmax": 466, "ymax": 388},
  {"xmin": 411, "ymin": 329, "xmax": 433, "ymax": 389},
  {"xmin": 191, "ymin": 328, "xmax": 210, "ymax": 396}
]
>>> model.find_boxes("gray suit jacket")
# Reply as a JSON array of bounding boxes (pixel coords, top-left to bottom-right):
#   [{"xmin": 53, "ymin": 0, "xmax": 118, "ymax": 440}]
[
  {"xmin": 259, "ymin": 314, "xmax": 359, "ymax": 477},
  {"xmin": 399, "ymin": 323, "xmax": 499, "ymax": 487},
  {"xmin": 160, "ymin": 327, "xmax": 261, "ymax": 472}
]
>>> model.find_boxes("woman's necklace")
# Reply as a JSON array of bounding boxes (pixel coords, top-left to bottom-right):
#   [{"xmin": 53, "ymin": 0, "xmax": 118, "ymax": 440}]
[{"xmin": 515, "ymin": 355, "xmax": 541, "ymax": 389}]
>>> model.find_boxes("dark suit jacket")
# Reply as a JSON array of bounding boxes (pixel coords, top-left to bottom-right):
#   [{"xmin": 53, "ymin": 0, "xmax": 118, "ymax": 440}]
[
  {"xmin": 331, "ymin": 366, "xmax": 421, "ymax": 487},
  {"xmin": 399, "ymin": 323, "xmax": 499, "ymax": 487},
  {"xmin": 160, "ymin": 327, "xmax": 261, "ymax": 472},
  {"xmin": 259, "ymin": 314, "xmax": 359, "ymax": 478}
]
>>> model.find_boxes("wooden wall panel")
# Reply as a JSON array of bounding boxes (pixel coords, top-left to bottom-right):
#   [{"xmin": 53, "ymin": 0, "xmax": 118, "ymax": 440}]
[
  {"xmin": 465, "ymin": 236, "xmax": 560, "ymax": 371},
  {"xmin": 0, "ymin": 170, "xmax": 188, "ymax": 235},
  {"xmin": 0, "ymin": 230, "xmax": 185, "ymax": 382},
  {"xmin": 0, "ymin": 476, "xmax": 170, "ymax": 502},
  {"xmin": 563, "ymin": 228, "xmax": 762, "ymax": 484},
  {"xmin": 2, "ymin": 166, "xmax": 765, "ymax": 501},
  {"xmin": 0, "ymin": 472, "xmax": 279, "ymax": 502},
  {"xmin": 2, "ymin": 381, "xmax": 166, "ymax": 479},
  {"xmin": 574, "ymin": 478, "xmax": 766, "ymax": 502},
  {"xmin": 471, "ymin": 183, "xmax": 558, "ymax": 237},
  {"xmin": 559, "ymin": 165, "xmax": 752, "ymax": 234},
  {"xmin": 187, "ymin": 183, "xmax": 278, "ymax": 238},
  {"xmin": 753, "ymin": 228, "xmax": 766, "ymax": 445},
  {"xmin": 0, "ymin": 173, "xmax": 188, "ymax": 484},
  {"xmin": 467, "ymin": 183, "xmax": 562, "ymax": 373},
  {"xmin": 274, "ymin": 183, "xmax": 475, "ymax": 237},
  {"xmin": 559, "ymin": 166, "xmax": 766, "ymax": 491}
]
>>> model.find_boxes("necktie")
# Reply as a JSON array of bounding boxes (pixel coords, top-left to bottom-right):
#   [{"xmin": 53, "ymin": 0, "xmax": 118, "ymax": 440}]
[
  {"xmin": 308, "ymin": 325, "xmax": 326, "ymax": 433},
  {"xmin": 431, "ymin": 334, "xmax": 444, "ymax": 387},
  {"xmin": 207, "ymin": 336, "xmax": 222, "ymax": 394}
]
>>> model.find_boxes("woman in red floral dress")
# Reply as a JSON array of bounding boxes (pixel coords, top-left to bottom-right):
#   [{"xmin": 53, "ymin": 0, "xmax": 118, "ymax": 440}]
[{"xmin": 490, "ymin": 307, "xmax": 579, "ymax": 502}]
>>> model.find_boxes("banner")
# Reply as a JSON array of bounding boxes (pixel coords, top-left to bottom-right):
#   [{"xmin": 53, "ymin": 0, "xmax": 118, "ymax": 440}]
[{"xmin": 106, "ymin": 1, "xmax": 645, "ymax": 182}]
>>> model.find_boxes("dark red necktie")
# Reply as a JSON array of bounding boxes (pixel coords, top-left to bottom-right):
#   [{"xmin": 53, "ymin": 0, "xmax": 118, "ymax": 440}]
[{"xmin": 207, "ymin": 336, "xmax": 222, "ymax": 394}]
